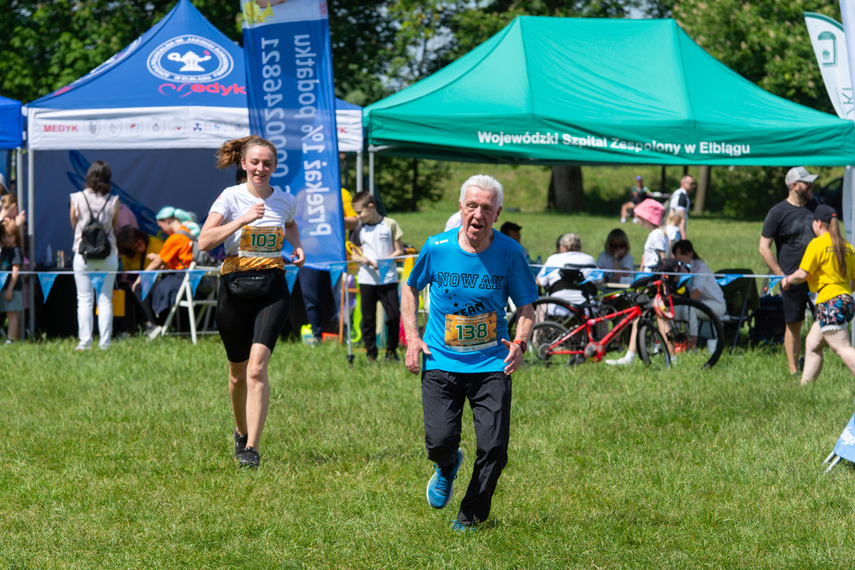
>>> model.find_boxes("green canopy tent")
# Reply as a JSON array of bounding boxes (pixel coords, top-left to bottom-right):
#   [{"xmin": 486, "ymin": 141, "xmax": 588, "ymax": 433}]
[{"xmin": 363, "ymin": 17, "xmax": 855, "ymax": 167}]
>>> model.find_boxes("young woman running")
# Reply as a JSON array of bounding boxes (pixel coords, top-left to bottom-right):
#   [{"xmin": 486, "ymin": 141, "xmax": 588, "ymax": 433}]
[
  {"xmin": 199, "ymin": 135, "xmax": 305, "ymax": 468},
  {"xmin": 783, "ymin": 205, "xmax": 855, "ymax": 386}
]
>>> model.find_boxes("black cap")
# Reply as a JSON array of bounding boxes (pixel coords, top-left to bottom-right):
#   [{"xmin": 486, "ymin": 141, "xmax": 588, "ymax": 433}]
[
  {"xmin": 815, "ymin": 204, "xmax": 838, "ymax": 224},
  {"xmin": 501, "ymin": 221, "xmax": 522, "ymax": 233}
]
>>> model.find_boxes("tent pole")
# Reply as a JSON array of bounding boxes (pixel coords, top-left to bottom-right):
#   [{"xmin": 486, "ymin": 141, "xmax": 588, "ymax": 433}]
[
  {"xmin": 26, "ymin": 148, "xmax": 35, "ymax": 340},
  {"xmin": 356, "ymin": 151, "xmax": 363, "ymax": 194},
  {"xmin": 369, "ymin": 150, "xmax": 375, "ymax": 198}
]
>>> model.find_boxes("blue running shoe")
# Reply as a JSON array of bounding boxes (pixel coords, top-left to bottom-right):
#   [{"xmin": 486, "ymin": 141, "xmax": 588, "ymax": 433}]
[
  {"xmin": 451, "ymin": 520, "xmax": 476, "ymax": 532},
  {"xmin": 426, "ymin": 448, "xmax": 463, "ymax": 509}
]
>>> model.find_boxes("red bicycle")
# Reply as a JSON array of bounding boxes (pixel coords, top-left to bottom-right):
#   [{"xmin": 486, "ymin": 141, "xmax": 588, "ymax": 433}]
[{"xmin": 526, "ymin": 271, "xmax": 725, "ymax": 369}]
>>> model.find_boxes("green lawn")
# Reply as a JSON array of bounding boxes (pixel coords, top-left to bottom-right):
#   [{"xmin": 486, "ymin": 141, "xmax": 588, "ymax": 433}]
[
  {"xmin": 4, "ymin": 202, "xmax": 851, "ymax": 567},
  {"xmin": 2, "ymin": 336, "xmax": 855, "ymax": 568}
]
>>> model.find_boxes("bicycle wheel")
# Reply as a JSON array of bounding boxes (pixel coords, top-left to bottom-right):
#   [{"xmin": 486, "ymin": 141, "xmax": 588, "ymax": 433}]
[
  {"xmin": 508, "ymin": 296, "xmax": 585, "ymax": 339},
  {"xmin": 636, "ymin": 318, "xmax": 671, "ymax": 370},
  {"xmin": 665, "ymin": 297, "xmax": 725, "ymax": 369},
  {"xmin": 529, "ymin": 321, "xmax": 586, "ymax": 366}
]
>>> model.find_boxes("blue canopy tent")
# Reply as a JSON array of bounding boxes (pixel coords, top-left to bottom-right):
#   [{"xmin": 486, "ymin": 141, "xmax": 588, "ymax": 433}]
[
  {"xmin": 0, "ymin": 95, "xmax": 23, "ymax": 194},
  {"xmin": 25, "ymin": 0, "xmax": 361, "ymax": 265},
  {"xmin": 0, "ymin": 95, "xmax": 22, "ymax": 149}
]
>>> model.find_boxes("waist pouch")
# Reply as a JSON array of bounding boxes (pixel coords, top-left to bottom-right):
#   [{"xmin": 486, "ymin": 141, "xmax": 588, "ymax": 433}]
[{"xmin": 223, "ymin": 269, "xmax": 280, "ymax": 299}]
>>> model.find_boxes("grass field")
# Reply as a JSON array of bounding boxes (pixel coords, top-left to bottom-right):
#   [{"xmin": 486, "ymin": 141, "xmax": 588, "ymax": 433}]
[
  {"xmin": 4, "ymin": 191, "xmax": 852, "ymax": 567},
  {"xmin": 4, "ymin": 334, "xmax": 855, "ymax": 568}
]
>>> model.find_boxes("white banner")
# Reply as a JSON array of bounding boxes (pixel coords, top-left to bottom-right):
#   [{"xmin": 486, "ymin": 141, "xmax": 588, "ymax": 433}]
[{"xmin": 805, "ymin": 12, "xmax": 853, "ymax": 119}]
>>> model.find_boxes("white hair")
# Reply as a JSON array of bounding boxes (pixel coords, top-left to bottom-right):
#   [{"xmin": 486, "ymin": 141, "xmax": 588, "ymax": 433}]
[{"xmin": 459, "ymin": 174, "xmax": 504, "ymax": 207}]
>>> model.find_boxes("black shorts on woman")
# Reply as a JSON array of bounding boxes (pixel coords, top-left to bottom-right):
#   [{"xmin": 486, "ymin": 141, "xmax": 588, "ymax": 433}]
[{"xmin": 216, "ymin": 269, "xmax": 290, "ymax": 362}]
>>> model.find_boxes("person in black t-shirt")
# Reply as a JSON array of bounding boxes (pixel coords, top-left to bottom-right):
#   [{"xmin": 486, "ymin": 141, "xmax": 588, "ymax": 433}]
[{"xmin": 759, "ymin": 166, "xmax": 818, "ymax": 375}]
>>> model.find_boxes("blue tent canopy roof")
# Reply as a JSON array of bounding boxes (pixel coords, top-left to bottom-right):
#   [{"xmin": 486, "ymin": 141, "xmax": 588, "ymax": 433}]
[
  {"xmin": 0, "ymin": 95, "xmax": 22, "ymax": 149},
  {"xmin": 27, "ymin": 0, "xmax": 362, "ymax": 151}
]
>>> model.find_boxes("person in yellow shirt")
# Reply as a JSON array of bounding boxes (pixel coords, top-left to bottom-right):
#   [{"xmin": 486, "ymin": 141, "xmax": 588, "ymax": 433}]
[{"xmin": 783, "ymin": 205, "xmax": 855, "ymax": 386}]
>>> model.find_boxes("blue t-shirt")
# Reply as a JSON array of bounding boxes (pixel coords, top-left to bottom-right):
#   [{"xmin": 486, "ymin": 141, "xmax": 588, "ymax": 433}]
[{"xmin": 407, "ymin": 229, "xmax": 538, "ymax": 373}]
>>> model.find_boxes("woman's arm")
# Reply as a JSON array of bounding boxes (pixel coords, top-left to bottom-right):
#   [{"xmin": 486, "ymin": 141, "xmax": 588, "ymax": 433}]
[
  {"xmin": 69, "ymin": 202, "xmax": 77, "ymax": 229},
  {"xmin": 782, "ymin": 268, "xmax": 810, "ymax": 290},
  {"xmin": 284, "ymin": 220, "xmax": 305, "ymax": 267},
  {"xmin": 198, "ymin": 202, "xmax": 264, "ymax": 251}
]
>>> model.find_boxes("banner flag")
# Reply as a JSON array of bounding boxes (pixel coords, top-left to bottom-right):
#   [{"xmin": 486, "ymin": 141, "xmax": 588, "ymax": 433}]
[
  {"xmin": 805, "ymin": 12, "xmax": 853, "ymax": 120},
  {"xmin": 716, "ymin": 274, "xmax": 740, "ymax": 287},
  {"xmin": 284, "ymin": 266, "xmax": 299, "ymax": 293},
  {"xmin": 139, "ymin": 271, "xmax": 158, "ymax": 301},
  {"xmin": 188, "ymin": 270, "xmax": 205, "ymax": 297},
  {"xmin": 678, "ymin": 274, "xmax": 693, "ymax": 287},
  {"xmin": 832, "ymin": 413, "xmax": 855, "ymax": 463},
  {"xmin": 580, "ymin": 269, "xmax": 604, "ymax": 284},
  {"xmin": 836, "ymin": 2, "xmax": 855, "ymax": 245},
  {"xmin": 89, "ymin": 272, "xmax": 107, "ymax": 297},
  {"xmin": 767, "ymin": 275, "xmax": 784, "ymax": 289},
  {"xmin": 241, "ymin": 0, "xmax": 345, "ymax": 270},
  {"xmin": 329, "ymin": 264, "xmax": 344, "ymax": 292},
  {"xmin": 632, "ymin": 272, "xmax": 653, "ymax": 285},
  {"xmin": 377, "ymin": 259, "xmax": 396, "ymax": 283},
  {"xmin": 37, "ymin": 273, "xmax": 58, "ymax": 302},
  {"xmin": 0, "ymin": 272, "xmax": 7, "ymax": 292}
]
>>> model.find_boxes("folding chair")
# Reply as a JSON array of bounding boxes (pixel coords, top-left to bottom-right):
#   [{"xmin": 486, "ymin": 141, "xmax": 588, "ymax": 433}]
[
  {"xmin": 715, "ymin": 267, "xmax": 758, "ymax": 349},
  {"xmin": 156, "ymin": 262, "xmax": 220, "ymax": 344}
]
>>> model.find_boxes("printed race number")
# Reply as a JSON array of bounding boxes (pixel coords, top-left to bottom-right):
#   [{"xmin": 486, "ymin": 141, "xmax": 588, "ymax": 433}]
[{"xmin": 444, "ymin": 312, "xmax": 498, "ymax": 353}]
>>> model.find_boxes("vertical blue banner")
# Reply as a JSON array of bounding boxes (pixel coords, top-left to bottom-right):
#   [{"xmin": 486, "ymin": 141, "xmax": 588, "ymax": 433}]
[{"xmin": 241, "ymin": 0, "xmax": 345, "ymax": 269}]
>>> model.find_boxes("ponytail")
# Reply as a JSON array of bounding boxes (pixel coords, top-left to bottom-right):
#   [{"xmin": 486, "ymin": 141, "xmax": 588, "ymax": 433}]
[
  {"xmin": 215, "ymin": 135, "xmax": 277, "ymax": 169},
  {"xmin": 828, "ymin": 217, "xmax": 848, "ymax": 276}
]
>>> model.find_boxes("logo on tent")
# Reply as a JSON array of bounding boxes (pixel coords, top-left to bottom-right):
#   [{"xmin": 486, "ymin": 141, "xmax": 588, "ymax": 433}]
[{"xmin": 147, "ymin": 35, "xmax": 234, "ymax": 83}]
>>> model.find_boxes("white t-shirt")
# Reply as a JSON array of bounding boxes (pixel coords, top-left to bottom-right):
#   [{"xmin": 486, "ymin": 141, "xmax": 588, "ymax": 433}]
[
  {"xmin": 208, "ymin": 183, "xmax": 297, "ymax": 258},
  {"xmin": 354, "ymin": 217, "xmax": 403, "ymax": 285},
  {"xmin": 641, "ymin": 228, "xmax": 669, "ymax": 272},
  {"xmin": 669, "ymin": 188, "xmax": 690, "ymax": 228},
  {"xmin": 597, "ymin": 250, "xmax": 635, "ymax": 284},
  {"xmin": 687, "ymin": 258, "xmax": 726, "ymax": 308},
  {"xmin": 536, "ymin": 251, "xmax": 600, "ymax": 307},
  {"xmin": 665, "ymin": 224, "xmax": 681, "ymax": 244},
  {"xmin": 444, "ymin": 211, "xmax": 462, "ymax": 232}
]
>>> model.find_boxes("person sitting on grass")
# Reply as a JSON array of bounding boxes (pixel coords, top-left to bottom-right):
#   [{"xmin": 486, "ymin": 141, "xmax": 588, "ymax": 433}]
[
  {"xmin": 349, "ymin": 190, "xmax": 404, "ymax": 362},
  {"xmin": 619, "ymin": 175, "xmax": 649, "ymax": 223},
  {"xmin": 783, "ymin": 205, "xmax": 855, "ymax": 386}
]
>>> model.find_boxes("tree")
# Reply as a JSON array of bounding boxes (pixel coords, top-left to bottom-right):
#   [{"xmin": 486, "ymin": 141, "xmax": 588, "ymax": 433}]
[{"xmin": 673, "ymin": 0, "xmax": 840, "ymax": 115}]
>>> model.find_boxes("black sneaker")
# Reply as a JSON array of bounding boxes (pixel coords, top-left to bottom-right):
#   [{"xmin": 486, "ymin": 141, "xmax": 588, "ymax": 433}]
[
  {"xmin": 239, "ymin": 446, "xmax": 260, "ymax": 468},
  {"xmin": 234, "ymin": 430, "xmax": 248, "ymax": 459},
  {"xmin": 385, "ymin": 351, "xmax": 400, "ymax": 362}
]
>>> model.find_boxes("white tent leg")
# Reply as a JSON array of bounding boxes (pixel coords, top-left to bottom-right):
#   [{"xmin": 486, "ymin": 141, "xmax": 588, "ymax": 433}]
[
  {"xmin": 824, "ymin": 451, "xmax": 837, "ymax": 464},
  {"xmin": 369, "ymin": 149, "xmax": 375, "ymax": 198},
  {"xmin": 26, "ymin": 148, "xmax": 35, "ymax": 340},
  {"xmin": 845, "ymin": 166, "xmax": 854, "ymax": 344},
  {"xmin": 356, "ymin": 151, "xmax": 363, "ymax": 194}
]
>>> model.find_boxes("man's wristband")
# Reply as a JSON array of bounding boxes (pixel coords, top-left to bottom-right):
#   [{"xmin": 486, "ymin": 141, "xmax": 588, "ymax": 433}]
[{"xmin": 513, "ymin": 339, "xmax": 527, "ymax": 353}]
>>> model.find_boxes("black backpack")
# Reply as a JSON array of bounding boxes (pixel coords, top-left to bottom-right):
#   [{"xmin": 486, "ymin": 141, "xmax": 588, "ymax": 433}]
[{"xmin": 78, "ymin": 193, "xmax": 111, "ymax": 260}]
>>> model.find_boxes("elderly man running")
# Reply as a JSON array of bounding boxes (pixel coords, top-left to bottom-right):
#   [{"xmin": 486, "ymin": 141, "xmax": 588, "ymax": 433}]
[{"xmin": 401, "ymin": 174, "xmax": 537, "ymax": 531}]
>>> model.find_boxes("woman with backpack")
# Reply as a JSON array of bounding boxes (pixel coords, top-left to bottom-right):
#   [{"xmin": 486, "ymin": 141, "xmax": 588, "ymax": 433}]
[
  {"xmin": 198, "ymin": 135, "xmax": 305, "ymax": 469},
  {"xmin": 783, "ymin": 205, "xmax": 855, "ymax": 386},
  {"xmin": 70, "ymin": 160, "xmax": 119, "ymax": 351}
]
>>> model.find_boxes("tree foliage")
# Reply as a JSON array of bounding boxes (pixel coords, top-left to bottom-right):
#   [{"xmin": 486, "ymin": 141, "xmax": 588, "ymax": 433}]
[{"xmin": 673, "ymin": 0, "xmax": 841, "ymax": 115}]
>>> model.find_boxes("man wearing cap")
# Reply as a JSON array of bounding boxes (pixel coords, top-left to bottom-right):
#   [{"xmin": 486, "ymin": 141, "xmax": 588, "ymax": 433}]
[
  {"xmin": 759, "ymin": 166, "xmax": 819, "ymax": 375},
  {"xmin": 669, "ymin": 175, "xmax": 695, "ymax": 239},
  {"xmin": 144, "ymin": 206, "xmax": 196, "ymax": 333}
]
